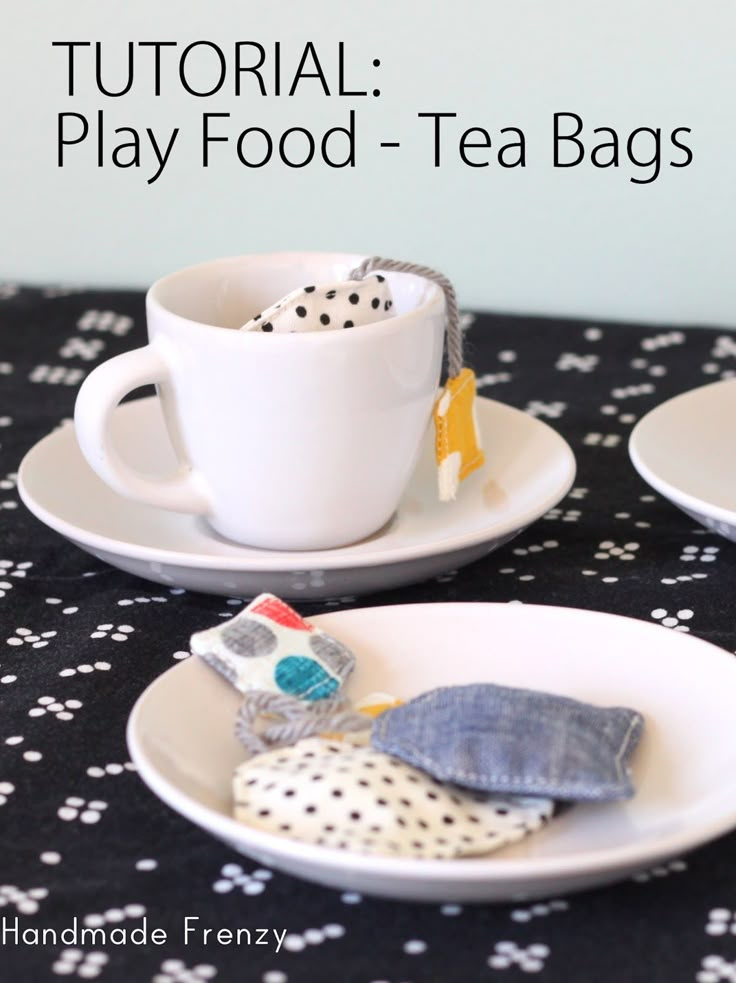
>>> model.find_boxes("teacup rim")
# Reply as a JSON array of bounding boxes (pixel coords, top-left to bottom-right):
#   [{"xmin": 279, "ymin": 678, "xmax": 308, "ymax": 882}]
[{"xmin": 146, "ymin": 251, "xmax": 445, "ymax": 340}]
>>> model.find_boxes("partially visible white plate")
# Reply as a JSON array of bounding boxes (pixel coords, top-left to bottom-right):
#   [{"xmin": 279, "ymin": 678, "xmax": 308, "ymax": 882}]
[
  {"xmin": 18, "ymin": 395, "xmax": 575, "ymax": 599},
  {"xmin": 127, "ymin": 603, "xmax": 736, "ymax": 903},
  {"xmin": 629, "ymin": 379, "xmax": 736, "ymax": 540}
]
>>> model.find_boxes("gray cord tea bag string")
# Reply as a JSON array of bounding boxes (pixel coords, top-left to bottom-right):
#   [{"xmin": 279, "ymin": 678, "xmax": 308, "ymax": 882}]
[
  {"xmin": 350, "ymin": 256, "xmax": 483, "ymax": 500},
  {"xmin": 348, "ymin": 256, "xmax": 464, "ymax": 379},
  {"xmin": 235, "ymin": 689, "xmax": 371, "ymax": 758}
]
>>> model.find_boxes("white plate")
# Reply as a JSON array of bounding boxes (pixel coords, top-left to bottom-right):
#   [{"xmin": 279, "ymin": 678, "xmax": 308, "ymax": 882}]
[
  {"xmin": 127, "ymin": 602, "xmax": 736, "ymax": 903},
  {"xmin": 18, "ymin": 396, "xmax": 575, "ymax": 599},
  {"xmin": 629, "ymin": 379, "xmax": 736, "ymax": 541}
]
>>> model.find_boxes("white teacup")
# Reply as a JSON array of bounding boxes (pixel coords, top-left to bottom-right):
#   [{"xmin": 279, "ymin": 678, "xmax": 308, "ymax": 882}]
[{"xmin": 74, "ymin": 252, "xmax": 446, "ymax": 550}]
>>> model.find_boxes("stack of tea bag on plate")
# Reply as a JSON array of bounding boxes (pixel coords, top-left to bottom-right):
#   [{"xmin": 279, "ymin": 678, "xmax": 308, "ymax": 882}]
[{"xmin": 190, "ymin": 594, "xmax": 644, "ymax": 861}]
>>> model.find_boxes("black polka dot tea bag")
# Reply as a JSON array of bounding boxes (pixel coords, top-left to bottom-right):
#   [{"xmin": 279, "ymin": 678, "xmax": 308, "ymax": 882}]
[
  {"xmin": 232, "ymin": 737, "xmax": 553, "ymax": 859},
  {"xmin": 241, "ymin": 275, "xmax": 393, "ymax": 333}
]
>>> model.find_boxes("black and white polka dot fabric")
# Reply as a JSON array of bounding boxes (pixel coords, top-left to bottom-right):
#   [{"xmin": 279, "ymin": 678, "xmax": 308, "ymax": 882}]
[
  {"xmin": 240, "ymin": 275, "xmax": 394, "ymax": 333},
  {"xmin": 232, "ymin": 737, "xmax": 553, "ymax": 859}
]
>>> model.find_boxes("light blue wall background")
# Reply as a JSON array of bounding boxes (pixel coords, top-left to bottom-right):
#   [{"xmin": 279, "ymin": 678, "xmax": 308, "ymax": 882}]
[{"xmin": 3, "ymin": 0, "xmax": 735, "ymax": 324}]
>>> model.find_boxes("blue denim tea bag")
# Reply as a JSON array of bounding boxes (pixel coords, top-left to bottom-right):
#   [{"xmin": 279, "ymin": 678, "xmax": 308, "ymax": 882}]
[{"xmin": 371, "ymin": 684, "xmax": 644, "ymax": 801}]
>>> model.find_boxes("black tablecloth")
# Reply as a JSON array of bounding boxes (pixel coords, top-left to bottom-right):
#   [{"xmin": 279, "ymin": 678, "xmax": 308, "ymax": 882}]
[{"xmin": 1, "ymin": 285, "xmax": 735, "ymax": 983}]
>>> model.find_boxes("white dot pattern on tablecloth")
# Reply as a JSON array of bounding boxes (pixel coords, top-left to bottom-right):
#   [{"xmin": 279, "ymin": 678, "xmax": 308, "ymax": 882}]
[
  {"xmin": 152, "ymin": 961, "xmax": 217, "ymax": 982},
  {"xmin": 3, "ymin": 293, "xmax": 736, "ymax": 983},
  {"xmin": 211, "ymin": 862, "xmax": 272, "ymax": 896},
  {"xmin": 0, "ymin": 884, "xmax": 48, "ymax": 915},
  {"xmin": 29, "ymin": 696, "xmax": 82, "ymax": 721},
  {"xmin": 6, "ymin": 627, "xmax": 56, "ymax": 648},
  {"xmin": 58, "ymin": 798, "xmax": 107, "ymax": 824},
  {"xmin": 632, "ymin": 859, "xmax": 687, "ymax": 883},
  {"xmin": 89, "ymin": 624, "xmax": 134, "ymax": 642},
  {"xmin": 489, "ymin": 941, "xmax": 551, "ymax": 972},
  {"xmin": 82, "ymin": 904, "xmax": 145, "ymax": 928},
  {"xmin": 511, "ymin": 900, "xmax": 569, "ymax": 922},
  {"xmin": 134, "ymin": 858, "xmax": 157, "ymax": 872},
  {"xmin": 706, "ymin": 909, "xmax": 736, "ymax": 936},
  {"xmin": 650, "ymin": 608, "xmax": 694, "ymax": 632},
  {"xmin": 697, "ymin": 955, "xmax": 736, "ymax": 983},
  {"xmin": 52, "ymin": 948, "xmax": 109, "ymax": 978}
]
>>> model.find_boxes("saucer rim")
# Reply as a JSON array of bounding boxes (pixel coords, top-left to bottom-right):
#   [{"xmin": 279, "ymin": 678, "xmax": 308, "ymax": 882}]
[
  {"xmin": 629, "ymin": 378, "xmax": 736, "ymax": 526},
  {"xmin": 19, "ymin": 396, "xmax": 576, "ymax": 573}
]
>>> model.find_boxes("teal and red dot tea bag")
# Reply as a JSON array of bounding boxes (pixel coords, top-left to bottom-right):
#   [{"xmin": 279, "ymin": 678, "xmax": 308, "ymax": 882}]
[{"xmin": 191, "ymin": 593, "xmax": 355, "ymax": 701}]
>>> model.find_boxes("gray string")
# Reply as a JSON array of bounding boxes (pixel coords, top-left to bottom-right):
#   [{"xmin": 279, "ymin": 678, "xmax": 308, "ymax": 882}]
[
  {"xmin": 235, "ymin": 690, "xmax": 372, "ymax": 758},
  {"xmin": 348, "ymin": 256, "xmax": 464, "ymax": 379}
]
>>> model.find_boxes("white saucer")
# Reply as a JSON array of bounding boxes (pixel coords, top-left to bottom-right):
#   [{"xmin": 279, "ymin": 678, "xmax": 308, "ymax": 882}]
[
  {"xmin": 18, "ymin": 396, "xmax": 575, "ymax": 599},
  {"xmin": 629, "ymin": 379, "xmax": 736, "ymax": 541},
  {"xmin": 127, "ymin": 602, "xmax": 736, "ymax": 903}
]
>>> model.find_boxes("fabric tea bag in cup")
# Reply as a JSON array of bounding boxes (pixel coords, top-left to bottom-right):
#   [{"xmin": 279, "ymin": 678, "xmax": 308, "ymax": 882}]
[
  {"xmin": 241, "ymin": 274, "xmax": 394, "ymax": 333},
  {"xmin": 240, "ymin": 255, "xmax": 485, "ymax": 502},
  {"xmin": 72, "ymin": 253, "xmax": 448, "ymax": 550}
]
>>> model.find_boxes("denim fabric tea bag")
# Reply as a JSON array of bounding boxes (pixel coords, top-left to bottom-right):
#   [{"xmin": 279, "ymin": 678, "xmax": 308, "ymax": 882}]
[{"xmin": 372, "ymin": 683, "xmax": 644, "ymax": 801}]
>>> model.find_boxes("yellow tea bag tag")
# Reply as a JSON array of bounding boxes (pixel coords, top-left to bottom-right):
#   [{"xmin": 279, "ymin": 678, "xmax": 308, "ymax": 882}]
[
  {"xmin": 434, "ymin": 368, "xmax": 485, "ymax": 501},
  {"xmin": 347, "ymin": 258, "xmax": 483, "ymax": 502},
  {"xmin": 355, "ymin": 693, "xmax": 403, "ymax": 718},
  {"xmin": 320, "ymin": 693, "xmax": 403, "ymax": 742}
]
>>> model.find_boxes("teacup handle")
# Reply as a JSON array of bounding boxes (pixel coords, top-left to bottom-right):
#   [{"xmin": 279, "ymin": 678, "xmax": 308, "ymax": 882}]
[{"xmin": 74, "ymin": 345, "xmax": 211, "ymax": 514}]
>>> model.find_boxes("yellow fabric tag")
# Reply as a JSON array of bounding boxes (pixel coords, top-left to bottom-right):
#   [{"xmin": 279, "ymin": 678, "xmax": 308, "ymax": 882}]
[
  {"xmin": 433, "ymin": 368, "xmax": 485, "ymax": 501},
  {"xmin": 355, "ymin": 696, "xmax": 403, "ymax": 719},
  {"xmin": 320, "ymin": 695, "xmax": 403, "ymax": 741}
]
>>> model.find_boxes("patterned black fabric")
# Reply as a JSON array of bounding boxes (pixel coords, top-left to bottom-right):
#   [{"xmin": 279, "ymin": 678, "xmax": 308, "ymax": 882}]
[{"xmin": 1, "ymin": 284, "xmax": 735, "ymax": 983}]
